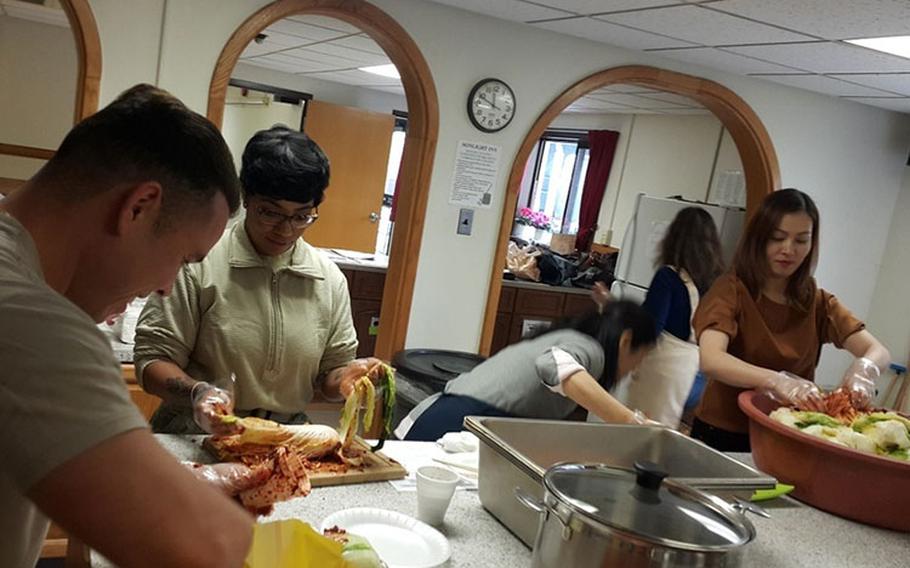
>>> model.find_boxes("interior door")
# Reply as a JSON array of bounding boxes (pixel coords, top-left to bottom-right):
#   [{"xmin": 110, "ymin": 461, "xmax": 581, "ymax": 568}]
[{"xmin": 303, "ymin": 100, "xmax": 394, "ymax": 253}]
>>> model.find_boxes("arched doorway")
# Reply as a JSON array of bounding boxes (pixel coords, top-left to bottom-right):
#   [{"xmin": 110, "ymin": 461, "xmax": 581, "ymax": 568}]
[
  {"xmin": 206, "ymin": 0, "xmax": 439, "ymax": 360},
  {"xmin": 0, "ymin": 0, "xmax": 101, "ymax": 165},
  {"xmin": 479, "ymin": 65, "xmax": 780, "ymax": 354}
]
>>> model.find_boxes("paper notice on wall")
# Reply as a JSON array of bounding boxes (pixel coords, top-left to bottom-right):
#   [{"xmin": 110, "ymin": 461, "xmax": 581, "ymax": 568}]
[
  {"xmin": 449, "ymin": 140, "xmax": 501, "ymax": 209},
  {"xmin": 711, "ymin": 170, "xmax": 746, "ymax": 207}
]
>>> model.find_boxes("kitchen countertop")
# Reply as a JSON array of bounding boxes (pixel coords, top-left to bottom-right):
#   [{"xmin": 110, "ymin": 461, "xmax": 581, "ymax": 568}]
[
  {"xmin": 501, "ymin": 276, "xmax": 593, "ymax": 296},
  {"xmin": 321, "ymin": 247, "xmax": 389, "ymax": 273},
  {"xmin": 92, "ymin": 439, "xmax": 909, "ymax": 568}
]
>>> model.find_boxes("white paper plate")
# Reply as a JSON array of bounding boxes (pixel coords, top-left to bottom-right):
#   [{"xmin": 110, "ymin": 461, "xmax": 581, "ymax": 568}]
[{"xmin": 321, "ymin": 507, "xmax": 451, "ymax": 568}]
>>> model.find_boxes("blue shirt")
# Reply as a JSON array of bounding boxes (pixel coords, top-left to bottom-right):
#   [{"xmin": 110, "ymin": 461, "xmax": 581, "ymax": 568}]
[{"xmin": 642, "ymin": 266, "xmax": 695, "ymax": 341}]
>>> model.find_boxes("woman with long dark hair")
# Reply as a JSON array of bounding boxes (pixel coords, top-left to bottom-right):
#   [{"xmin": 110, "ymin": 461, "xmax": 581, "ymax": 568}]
[
  {"xmin": 396, "ymin": 301, "xmax": 658, "ymax": 441},
  {"xmin": 620, "ymin": 207, "xmax": 725, "ymax": 428},
  {"xmin": 692, "ymin": 189, "xmax": 890, "ymax": 451}
]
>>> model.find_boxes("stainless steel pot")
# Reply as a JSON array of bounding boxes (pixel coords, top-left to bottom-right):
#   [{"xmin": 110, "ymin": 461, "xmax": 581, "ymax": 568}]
[{"xmin": 517, "ymin": 462, "xmax": 757, "ymax": 568}]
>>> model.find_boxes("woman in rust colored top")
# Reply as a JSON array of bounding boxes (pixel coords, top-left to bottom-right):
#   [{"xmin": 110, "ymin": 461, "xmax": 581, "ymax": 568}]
[{"xmin": 692, "ymin": 189, "xmax": 890, "ymax": 451}]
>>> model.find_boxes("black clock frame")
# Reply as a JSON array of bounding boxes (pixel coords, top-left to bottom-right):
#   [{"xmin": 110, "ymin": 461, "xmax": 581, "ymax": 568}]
[{"xmin": 467, "ymin": 78, "xmax": 516, "ymax": 133}]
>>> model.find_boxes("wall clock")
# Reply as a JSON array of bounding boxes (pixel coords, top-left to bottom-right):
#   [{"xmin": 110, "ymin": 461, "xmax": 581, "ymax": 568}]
[{"xmin": 467, "ymin": 78, "xmax": 516, "ymax": 133}]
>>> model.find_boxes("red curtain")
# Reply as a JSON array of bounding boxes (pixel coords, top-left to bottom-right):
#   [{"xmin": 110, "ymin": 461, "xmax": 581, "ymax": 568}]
[{"xmin": 575, "ymin": 130, "xmax": 620, "ymax": 251}]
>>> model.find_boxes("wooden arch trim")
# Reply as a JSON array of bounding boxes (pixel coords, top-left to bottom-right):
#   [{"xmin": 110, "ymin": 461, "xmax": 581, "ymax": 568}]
[
  {"xmin": 0, "ymin": 0, "xmax": 101, "ymax": 163},
  {"xmin": 479, "ymin": 65, "xmax": 780, "ymax": 354},
  {"xmin": 61, "ymin": 0, "xmax": 102, "ymax": 122},
  {"xmin": 207, "ymin": 0, "xmax": 439, "ymax": 360}
]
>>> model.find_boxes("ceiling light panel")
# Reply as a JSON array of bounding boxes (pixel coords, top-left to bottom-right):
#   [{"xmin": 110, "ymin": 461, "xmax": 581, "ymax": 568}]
[{"xmin": 600, "ymin": 4, "xmax": 813, "ymax": 46}]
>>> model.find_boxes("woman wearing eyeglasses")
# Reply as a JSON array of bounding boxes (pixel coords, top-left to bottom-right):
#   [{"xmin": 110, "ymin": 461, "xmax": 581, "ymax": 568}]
[{"xmin": 133, "ymin": 125, "xmax": 380, "ymax": 434}]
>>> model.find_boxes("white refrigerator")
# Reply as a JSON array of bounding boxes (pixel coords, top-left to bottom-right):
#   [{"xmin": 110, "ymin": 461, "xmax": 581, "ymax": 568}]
[{"xmin": 609, "ymin": 194, "xmax": 745, "ymax": 303}]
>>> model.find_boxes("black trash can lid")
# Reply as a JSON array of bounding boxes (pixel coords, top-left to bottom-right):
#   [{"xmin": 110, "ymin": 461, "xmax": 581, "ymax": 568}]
[{"xmin": 392, "ymin": 349, "xmax": 486, "ymax": 387}]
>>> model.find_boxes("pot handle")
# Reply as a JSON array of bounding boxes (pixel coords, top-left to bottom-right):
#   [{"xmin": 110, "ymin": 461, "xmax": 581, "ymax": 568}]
[{"xmin": 514, "ymin": 488, "xmax": 546, "ymax": 514}]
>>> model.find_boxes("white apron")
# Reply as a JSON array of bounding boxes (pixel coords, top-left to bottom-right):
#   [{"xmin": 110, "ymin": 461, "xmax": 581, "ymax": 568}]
[{"xmin": 624, "ymin": 267, "xmax": 700, "ymax": 429}]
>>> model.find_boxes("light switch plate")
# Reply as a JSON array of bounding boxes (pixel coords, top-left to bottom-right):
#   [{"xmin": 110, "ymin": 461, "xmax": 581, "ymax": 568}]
[{"xmin": 457, "ymin": 208, "xmax": 474, "ymax": 236}]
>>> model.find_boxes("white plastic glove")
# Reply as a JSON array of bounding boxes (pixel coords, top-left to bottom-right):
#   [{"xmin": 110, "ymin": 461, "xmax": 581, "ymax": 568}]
[
  {"xmin": 630, "ymin": 409, "xmax": 665, "ymax": 427},
  {"xmin": 191, "ymin": 381, "xmax": 239, "ymax": 435},
  {"xmin": 761, "ymin": 371, "xmax": 824, "ymax": 411},
  {"xmin": 839, "ymin": 357, "xmax": 880, "ymax": 410}
]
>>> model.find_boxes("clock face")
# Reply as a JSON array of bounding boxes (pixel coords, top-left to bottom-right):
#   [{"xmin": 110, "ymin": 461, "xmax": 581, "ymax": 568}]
[{"xmin": 468, "ymin": 78, "xmax": 515, "ymax": 133}]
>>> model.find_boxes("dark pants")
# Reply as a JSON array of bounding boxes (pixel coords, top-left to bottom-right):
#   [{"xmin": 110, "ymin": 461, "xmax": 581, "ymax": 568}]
[
  {"xmin": 690, "ymin": 417, "xmax": 751, "ymax": 453},
  {"xmin": 404, "ymin": 394, "xmax": 513, "ymax": 441}
]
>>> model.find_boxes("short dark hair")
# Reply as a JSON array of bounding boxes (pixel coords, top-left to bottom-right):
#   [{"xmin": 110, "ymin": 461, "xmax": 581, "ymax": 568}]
[
  {"xmin": 546, "ymin": 301, "xmax": 657, "ymax": 390},
  {"xmin": 734, "ymin": 188, "xmax": 820, "ymax": 310},
  {"xmin": 38, "ymin": 84, "xmax": 241, "ymax": 227},
  {"xmin": 239, "ymin": 125, "xmax": 330, "ymax": 206},
  {"xmin": 658, "ymin": 206, "xmax": 725, "ymax": 294}
]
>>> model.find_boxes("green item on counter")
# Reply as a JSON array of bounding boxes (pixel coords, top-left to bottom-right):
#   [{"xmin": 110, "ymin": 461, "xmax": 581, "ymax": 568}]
[{"xmin": 751, "ymin": 483, "xmax": 795, "ymax": 502}]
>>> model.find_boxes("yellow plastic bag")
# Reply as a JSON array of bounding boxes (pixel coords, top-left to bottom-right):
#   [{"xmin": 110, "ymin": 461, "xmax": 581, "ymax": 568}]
[{"xmin": 245, "ymin": 519, "xmax": 349, "ymax": 568}]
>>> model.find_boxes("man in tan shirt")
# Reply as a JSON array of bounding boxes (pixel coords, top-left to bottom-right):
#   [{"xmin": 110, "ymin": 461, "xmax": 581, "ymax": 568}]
[{"xmin": 0, "ymin": 85, "xmax": 258, "ymax": 567}]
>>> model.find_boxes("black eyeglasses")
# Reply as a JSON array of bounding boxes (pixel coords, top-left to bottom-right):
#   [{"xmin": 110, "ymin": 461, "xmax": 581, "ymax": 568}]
[{"xmin": 255, "ymin": 206, "xmax": 319, "ymax": 229}]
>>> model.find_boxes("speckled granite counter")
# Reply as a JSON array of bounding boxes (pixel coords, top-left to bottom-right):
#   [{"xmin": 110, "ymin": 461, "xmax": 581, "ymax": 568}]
[{"xmin": 93, "ymin": 438, "xmax": 908, "ymax": 568}]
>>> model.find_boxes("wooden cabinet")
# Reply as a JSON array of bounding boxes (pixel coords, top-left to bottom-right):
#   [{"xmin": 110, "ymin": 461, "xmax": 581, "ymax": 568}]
[
  {"xmin": 490, "ymin": 282, "xmax": 598, "ymax": 355},
  {"xmin": 346, "ymin": 269, "xmax": 386, "ymax": 358}
]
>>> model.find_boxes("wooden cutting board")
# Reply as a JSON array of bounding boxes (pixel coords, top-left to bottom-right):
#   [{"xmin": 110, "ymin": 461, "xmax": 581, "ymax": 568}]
[{"xmin": 202, "ymin": 436, "xmax": 407, "ymax": 487}]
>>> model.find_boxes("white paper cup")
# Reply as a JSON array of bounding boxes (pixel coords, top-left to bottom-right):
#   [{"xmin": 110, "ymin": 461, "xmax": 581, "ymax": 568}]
[{"xmin": 416, "ymin": 465, "xmax": 459, "ymax": 526}]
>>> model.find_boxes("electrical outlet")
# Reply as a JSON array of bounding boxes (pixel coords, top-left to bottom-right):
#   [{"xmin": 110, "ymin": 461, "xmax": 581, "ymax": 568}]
[{"xmin": 457, "ymin": 208, "xmax": 474, "ymax": 236}]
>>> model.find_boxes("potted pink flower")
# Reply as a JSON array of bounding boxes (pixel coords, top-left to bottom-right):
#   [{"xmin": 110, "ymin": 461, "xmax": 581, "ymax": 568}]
[{"xmin": 513, "ymin": 208, "xmax": 553, "ymax": 243}]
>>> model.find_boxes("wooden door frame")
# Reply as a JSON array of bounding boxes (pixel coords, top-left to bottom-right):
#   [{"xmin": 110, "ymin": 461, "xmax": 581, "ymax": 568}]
[
  {"xmin": 206, "ymin": 0, "xmax": 438, "ymax": 361},
  {"xmin": 0, "ymin": 0, "xmax": 101, "ymax": 161},
  {"xmin": 479, "ymin": 65, "xmax": 780, "ymax": 355}
]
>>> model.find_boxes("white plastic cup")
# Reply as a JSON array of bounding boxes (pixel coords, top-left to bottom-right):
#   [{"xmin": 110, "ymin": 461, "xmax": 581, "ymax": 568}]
[{"xmin": 416, "ymin": 465, "xmax": 459, "ymax": 526}]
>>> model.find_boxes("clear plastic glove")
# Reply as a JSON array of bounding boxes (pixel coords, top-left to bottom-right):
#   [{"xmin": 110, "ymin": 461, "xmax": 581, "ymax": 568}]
[
  {"xmin": 761, "ymin": 371, "xmax": 824, "ymax": 411},
  {"xmin": 839, "ymin": 357, "xmax": 880, "ymax": 410},
  {"xmin": 335, "ymin": 358, "xmax": 386, "ymax": 399},
  {"xmin": 191, "ymin": 381, "xmax": 240, "ymax": 435},
  {"xmin": 591, "ymin": 281, "xmax": 611, "ymax": 312},
  {"xmin": 184, "ymin": 462, "xmax": 269, "ymax": 496},
  {"xmin": 630, "ymin": 409, "xmax": 664, "ymax": 427}
]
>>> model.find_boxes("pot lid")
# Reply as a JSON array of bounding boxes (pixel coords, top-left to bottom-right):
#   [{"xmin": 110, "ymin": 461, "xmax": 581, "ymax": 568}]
[{"xmin": 543, "ymin": 462, "xmax": 754, "ymax": 550}]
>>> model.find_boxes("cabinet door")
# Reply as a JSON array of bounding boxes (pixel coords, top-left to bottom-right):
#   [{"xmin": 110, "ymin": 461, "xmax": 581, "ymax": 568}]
[
  {"xmin": 351, "ymin": 270, "xmax": 386, "ymax": 301},
  {"xmin": 564, "ymin": 294, "xmax": 596, "ymax": 317},
  {"xmin": 490, "ymin": 312, "xmax": 512, "ymax": 355},
  {"xmin": 498, "ymin": 286, "xmax": 516, "ymax": 312},
  {"xmin": 514, "ymin": 289, "xmax": 564, "ymax": 317},
  {"xmin": 351, "ymin": 299, "xmax": 382, "ymax": 357}
]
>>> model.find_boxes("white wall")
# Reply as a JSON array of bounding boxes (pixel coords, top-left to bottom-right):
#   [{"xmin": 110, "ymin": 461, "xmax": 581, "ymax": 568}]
[
  {"xmin": 222, "ymin": 86, "xmax": 304, "ymax": 171},
  {"xmin": 866, "ymin": 167, "xmax": 910, "ymax": 373},
  {"xmin": 0, "ymin": 15, "xmax": 76, "ymax": 151},
  {"xmin": 83, "ymin": 0, "xmax": 910, "ymax": 363},
  {"xmin": 606, "ymin": 114, "xmax": 723, "ymax": 247},
  {"xmin": 233, "ymin": 62, "xmax": 407, "ymax": 115}
]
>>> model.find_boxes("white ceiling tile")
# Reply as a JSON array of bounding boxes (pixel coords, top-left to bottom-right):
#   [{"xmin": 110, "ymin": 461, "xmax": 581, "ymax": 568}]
[
  {"xmin": 726, "ymin": 41, "xmax": 910, "ymax": 73},
  {"xmin": 600, "ymin": 4, "xmax": 813, "ymax": 46},
  {"xmin": 253, "ymin": 53, "xmax": 338, "ymax": 73},
  {"xmin": 826, "ymin": 74, "xmax": 910, "ymax": 96},
  {"xmin": 755, "ymin": 74, "xmax": 896, "ymax": 97},
  {"xmin": 302, "ymin": 42, "xmax": 389, "ymax": 66},
  {"xmin": 242, "ymin": 58, "xmax": 309, "ymax": 75},
  {"xmin": 240, "ymin": 30, "xmax": 310, "ymax": 58},
  {"xmin": 841, "ymin": 97, "xmax": 910, "ymax": 113},
  {"xmin": 307, "ymin": 69, "xmax": 402, "ymax": 86},
  {"xmin": 428, "ymin": 0, "xmax": 572, "ymax": 22},
  {"xmin": 711, "ymin": 0, "xmax": 910, "ymax": 41},
  {"xmin": 281, "ymin": 48, "xmax": 366, "ymax": 69},
  {"xmin": 267, "ymin": 20, "xmax": 351, "ymax": 42},
  {"xmin": 594, "ymin": 93, "xmax": 688, "ymax": 109},
  {"xmin": 634, "ymin": 91, "xmax": 704, "ymax": 106},
  {"xmin": 284, "ymin": 15, "xmax": 361, "ymax": 34},
  {"xmin": 532, "ymin": 1, "xmax": 680, "ymax": 16},
  {"xmin": 533, "ymin": 16, "xmax": 696, "ymax": 49},
  {"xmin": 334, "ymin": 34, "xmax": 386, "ymax": 56},
  {"xmin": 656, "ymin": 46, "xmax": 808, "ymax": 74},
  {"xmin": 655, "ymin": 107, "xmax": 713, "ymax": 115}
]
